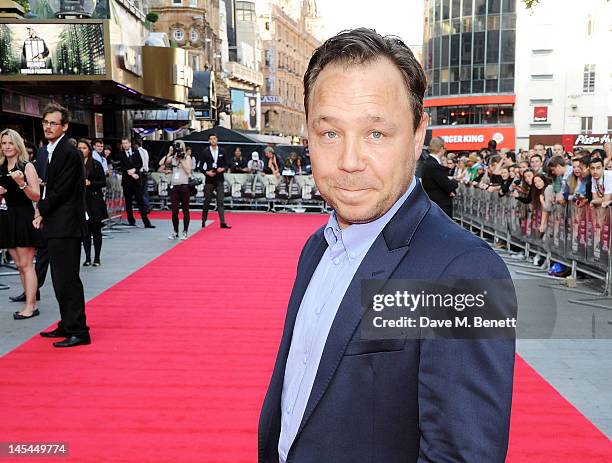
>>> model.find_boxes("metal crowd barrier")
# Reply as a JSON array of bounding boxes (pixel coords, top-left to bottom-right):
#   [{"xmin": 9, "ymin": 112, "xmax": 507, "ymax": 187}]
[
  {"xmin": 454, "ymin": 184, "xmax": 611, "ymax": 309},
  {"xmin": 148, "ymin": 172, "xmax": 327, "ymax": 213}
]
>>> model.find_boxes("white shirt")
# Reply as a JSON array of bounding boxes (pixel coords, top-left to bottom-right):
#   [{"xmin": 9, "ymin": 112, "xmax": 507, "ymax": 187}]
[
  {"xmin": 46, "ymin": 134, "xmax": 64, "ymax": 165},
  {"xmin": 210, "ymin": 146, "xmax": 219, "ymax": 168},
  {"xmin": 138, "ymin": 147, "xmax": 149, "ymax": 173},
  {"xmin": 430, "ymin": 152, "xmax": 443, "ymax": 165},
  {"xmin": 592, "ymin": 170, "xmax": 612, "ymax": 196},
  {"xmin": 42, "ymin": 134, "xmax": 65, "ymax": 200}
]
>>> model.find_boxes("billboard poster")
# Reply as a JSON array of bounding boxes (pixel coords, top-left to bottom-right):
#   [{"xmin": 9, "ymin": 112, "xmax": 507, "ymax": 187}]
[
  {"xmin": 230, "ymin": 88, "xmax": 259, "ymax": 132},
  {"xmin": 0, "ymin": 23, "xmax": 106, "ymax": 76},
  {"xmin": 26, "ymin": 0, "xmax": 109, "ymax": 19}
]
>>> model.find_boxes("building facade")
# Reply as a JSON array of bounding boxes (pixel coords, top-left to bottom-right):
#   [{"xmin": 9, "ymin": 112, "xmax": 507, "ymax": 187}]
[
  {"xmin": 514, "ymin": 0, "xmax": 612, "ymax": 151},
  {"xmin": 224, "ymin": 0, "xmax": 263, "ymax": 133},
  {"xmin": 256, "ymin": 0, "xmax": 321, "ymax": 141},
  {"xmin": 423, "ymin": 0, "xmax": 517, "ymax": 151},
  {"xmin": 150, "ymin": 0, "xmax": 222, "ymax": 73},
  {"xmin": 0, "ymin": 0, "xmax": 193, "ymax": 142}
]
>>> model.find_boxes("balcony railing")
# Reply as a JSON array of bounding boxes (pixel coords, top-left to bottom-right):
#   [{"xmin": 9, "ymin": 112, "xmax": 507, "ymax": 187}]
[{"xmin": 226, "ymin": 61, "xmax": 263, "ymax": 87}]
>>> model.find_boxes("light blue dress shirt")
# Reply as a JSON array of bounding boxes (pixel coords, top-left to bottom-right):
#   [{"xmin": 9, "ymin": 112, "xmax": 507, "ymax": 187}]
[
  {"xmin": 278, "ymin": 177, "xmax": 417, "ymax": 463},
  {"xmin": 92, "ymin": 151, "xmax": 109, "ymax": 174}
]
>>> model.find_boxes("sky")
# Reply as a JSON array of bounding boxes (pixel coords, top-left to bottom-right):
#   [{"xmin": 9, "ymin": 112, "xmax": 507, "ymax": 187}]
[{"xmin": 317, "ymin": 0, "xmax": 425, "ymax": 51}]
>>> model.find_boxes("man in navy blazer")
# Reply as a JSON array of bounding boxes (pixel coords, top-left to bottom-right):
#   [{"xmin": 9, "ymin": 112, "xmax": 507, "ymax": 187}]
[{"xmin": 258, "ymin": 28, "xmax": 516, "ymax": 463}]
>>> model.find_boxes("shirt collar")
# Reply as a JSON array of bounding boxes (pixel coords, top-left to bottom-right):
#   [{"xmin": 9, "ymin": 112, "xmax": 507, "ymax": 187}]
[
  {"xmin": 47, "ymin": 134, "xmax": 64, "ymax": 154},
  {"xmin": 430, "ymin": 153, "xmax": 442, "ymax": 164},
  {"xmin": 324, "ymin": 176, "xmax": 417, "ymax": 259}
]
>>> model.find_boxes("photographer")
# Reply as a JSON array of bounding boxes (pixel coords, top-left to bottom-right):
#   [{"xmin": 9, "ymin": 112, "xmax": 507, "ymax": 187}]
[{"xmin": 159, "ymin": 140, "xmax": 192, "ymax": 240}]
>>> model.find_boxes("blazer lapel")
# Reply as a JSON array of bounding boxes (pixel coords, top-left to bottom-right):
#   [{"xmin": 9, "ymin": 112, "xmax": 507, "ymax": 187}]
[
  {"xmin": 259, "ymin": 230, "xmax": 327, "ymax": 455},
  {"xmin": 292, "ymin": 183, "xmax": 432, "ymax": 447}
]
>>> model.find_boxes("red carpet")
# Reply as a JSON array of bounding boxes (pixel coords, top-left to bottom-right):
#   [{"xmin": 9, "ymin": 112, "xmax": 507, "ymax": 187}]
[{"xmin": 0, "ymin": 213, "xmax": 610, "ymax": 462}]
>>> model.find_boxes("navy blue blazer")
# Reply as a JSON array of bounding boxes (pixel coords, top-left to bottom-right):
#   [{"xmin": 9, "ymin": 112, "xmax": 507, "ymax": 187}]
[{"xmin": 258, "ymin": 182, "xmax": 516, "ymax": 463}]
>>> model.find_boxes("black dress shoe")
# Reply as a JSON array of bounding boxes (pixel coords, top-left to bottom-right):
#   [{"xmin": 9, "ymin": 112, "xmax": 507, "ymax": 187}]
[
  {"xmin": 53, "ymin": 335, "xmax": 91, "ymax": 348},
  {"xmin": 10, "ymin": 290, "xmax": 40, "ymax": 302},
  {"xmin": 13, "ymin": 309, "xmax": 40, "ymax": 320},
  {"xmin": 40, "ymin": 327, "xmax": 69, "ymax": 338},
  {"xmin": 83, "ymin": 261, "xmax": 91, "ymax": 267},
  {"xmin": 220, "ymin": 223, "xmax": 232, "ymax": 229},
  {"xmin": 144, "ymin": 224, "xmax": 156, "ymax": 229}
]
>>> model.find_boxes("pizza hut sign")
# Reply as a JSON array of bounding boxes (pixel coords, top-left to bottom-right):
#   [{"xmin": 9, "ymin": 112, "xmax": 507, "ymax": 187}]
[{"xmin": 574, "ymin": 134, "xmax": 611, "ymax": 146}]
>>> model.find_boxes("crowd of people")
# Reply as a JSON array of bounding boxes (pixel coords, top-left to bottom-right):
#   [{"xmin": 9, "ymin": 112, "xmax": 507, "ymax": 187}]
[{"xmin": 420, "ymin": 137, "xmax": 612, "ymax": 274}]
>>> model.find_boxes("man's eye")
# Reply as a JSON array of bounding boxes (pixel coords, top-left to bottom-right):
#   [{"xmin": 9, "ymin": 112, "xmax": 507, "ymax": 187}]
[
  {"xmin": 324, "ymin": 131, "xmax": 338, "ymax": 139},
  {"xmin": 371, "ymin": 131, "xmax": 383, "ymax": 139}
]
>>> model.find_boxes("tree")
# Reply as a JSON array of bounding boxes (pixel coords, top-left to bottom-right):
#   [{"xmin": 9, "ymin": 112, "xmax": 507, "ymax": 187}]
[{"xmin": 14, "ymin": 0, "xmax": 29, "ymax": 12}]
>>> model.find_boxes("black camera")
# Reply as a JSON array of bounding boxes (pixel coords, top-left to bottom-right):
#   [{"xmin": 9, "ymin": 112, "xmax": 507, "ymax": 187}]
[{"xmin": 174, "ymin": 142, "xmax": 186, "ymax": 159}]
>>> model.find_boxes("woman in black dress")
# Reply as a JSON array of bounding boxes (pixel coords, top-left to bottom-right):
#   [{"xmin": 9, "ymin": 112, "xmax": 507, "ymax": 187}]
[
  {"xmin": 78, "ymin": 139, "xmax": 108, "ymax": 267},
  {"xmin": 0, "ymin": 129, "xmax": 42, "ymax": 319}
]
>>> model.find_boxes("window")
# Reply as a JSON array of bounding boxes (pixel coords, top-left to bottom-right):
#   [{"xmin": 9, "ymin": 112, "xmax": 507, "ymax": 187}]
[
  {"xmin": 190, "ymin": 29, "xmax": 199, "ymax": 42},
  {"xmin": 236, "ymin": 1, "xmax": 256, "ymax": 21},
  {"xmin": 172, "ymin": 0, "xmax": 182, "ymax": 5},
  {"xmin": 189, "ymin": 0, "xmax": 197, "ymax": 6},
  {"xmin": 191, "ymin": 55, "xmax": 198, "ymax": 72},
  {"xmin": 583, "ymin": 64, "xmax": 596, "ymax": 93},
  {"xmin": 266, "ymin": 77, "xmax": 274, "ymax": 93},
  {"xmin": 531, "ymin": 74, "xmax": 553, "ymax": 80},
  {"xmin": 173, "ymin": 29, "xmax": 184, "ymax": 41},
  {"xmin": 581, "ymin": 117, "xmax": 593, "ymax": 134},
  {"xmin": 608, "ymin": 116, "xmax": 612, "ymax": 134}
]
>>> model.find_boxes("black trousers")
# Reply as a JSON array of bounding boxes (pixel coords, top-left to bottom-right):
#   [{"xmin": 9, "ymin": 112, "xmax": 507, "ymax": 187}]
[
  {"xmin": 170, "ymin": 184, "xmax": 190, "ymax": 233},
  {"xmin": 48, "ymin": 237, "xmax": 88, "ymax": 337},
  {"xmin": 83, "ymin": 221, "xmax": 103, "ymax": 262},
  {"xmin": 123, "ymin": 181, "xmax": 151, "ymax": 226},
  {"xmin": 202, "ymin": 181, "xmax": 226, "ymax": 225},
  {"xmin": 35, "ymin": 245, "xmax": 50, "ymax": 288}
]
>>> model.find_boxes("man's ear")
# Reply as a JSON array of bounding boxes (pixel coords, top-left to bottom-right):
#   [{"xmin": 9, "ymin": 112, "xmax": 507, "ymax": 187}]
[{"xmin": 413, "ymin": 112, "xmax": 429, "ymax": 162}]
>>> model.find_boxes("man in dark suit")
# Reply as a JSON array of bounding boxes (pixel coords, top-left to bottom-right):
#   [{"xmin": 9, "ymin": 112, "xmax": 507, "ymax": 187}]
[
  {"xmin": 117, "ymin": 137, "xmax": 155, "ymax": 228},
  {"xmin": 9, "ymin": 145, "xmax": 49, "ymax": 303},
  {"xmin": 259, "ymin": 29, "xmax": 516, "ymax": 463},
  {"xmin": 34, "ymin": 103, "xmax": 90, "ymax": 348},
  {"xmin": 420, "ymin": 136, "xmax": 459, "ymax": 217},
  {"xmin": 198, "ymin": 133, "xmax": 231, "ymax": 228}
]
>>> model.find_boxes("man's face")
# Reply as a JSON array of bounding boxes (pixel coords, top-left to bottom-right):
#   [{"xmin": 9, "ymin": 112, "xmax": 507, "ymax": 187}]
[
  {"xmin": 121, "ymin": 139, "xmax": 131, "ymax": 151},
  {"xmin": 93, "ymin": 142, "xmax": 103, "ymax": 153},
  {"xmin": 530, "ymin": 156, "xmax": 542, "ymax": 171},
  {"xmin": 534, "ymin": 144, "xmax": 546, "ymax": 157},
  {"xmin": 590, "ymin": 161, "xmax": 603, "ymax": 179},
  {"xmin": 42, "ymin": 111, "xmax": 67, "ymax": 142},
  {"xmin": 307, "ymin": 58, "xmax": 427, "ymax": 228},
  {"xmin": 209, "ymin": 135, "xmax": 218, "ymax": 147},
  {"xmin": 552, "ymin": 164, "xmax": 565, "ymax": 177},
  {"xmin": 552, "ymin": 144, "xmax": 564, "ymax": 157}
]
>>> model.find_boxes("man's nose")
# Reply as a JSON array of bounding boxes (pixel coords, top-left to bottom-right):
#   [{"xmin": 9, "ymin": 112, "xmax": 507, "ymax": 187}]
[{"xmin": 337, "ymin": 137, "xmax": 366, "ymax": 173}]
